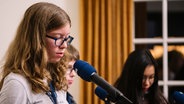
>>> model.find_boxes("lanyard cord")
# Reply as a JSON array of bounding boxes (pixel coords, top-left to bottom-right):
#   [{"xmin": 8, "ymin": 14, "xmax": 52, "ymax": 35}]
[{"xmin": 46, "ymin": 82, "xmax": 57, "ymax": 104}]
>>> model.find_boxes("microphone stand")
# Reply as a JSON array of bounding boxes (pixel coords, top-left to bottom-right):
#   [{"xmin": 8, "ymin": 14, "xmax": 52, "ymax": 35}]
[
  {"xmin": 104, "ymin": 100, "xmax": 111, "ymax": 104},
  {"xmin": 115, "ymin": 94, "xmax": 133, "ymax": 104}
]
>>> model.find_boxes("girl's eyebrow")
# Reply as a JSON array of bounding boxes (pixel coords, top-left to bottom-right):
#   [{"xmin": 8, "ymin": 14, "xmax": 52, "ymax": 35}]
[
  {"xmin": 49, "ymin": 32, "xmax": 70, "ymax": 35},
  {"xmin": 143, "ymin": 74, "xmax": 155, "ymax": 77}
]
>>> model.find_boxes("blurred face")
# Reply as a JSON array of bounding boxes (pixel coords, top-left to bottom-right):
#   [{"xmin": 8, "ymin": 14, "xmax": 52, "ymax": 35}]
[
  {"xmin": 66, "ymin": 60, "xmax": 76, "ymax": 88},
  {"xmin": 142, "ymin": 65, "xmax": 155, "ymax": 93},
  {"xmin": 45, "ymin": 24, "xmax": 71, "ymax": 63}
]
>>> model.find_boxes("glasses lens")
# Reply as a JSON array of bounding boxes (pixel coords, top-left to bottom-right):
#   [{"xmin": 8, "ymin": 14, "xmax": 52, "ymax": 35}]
[
  {"xmin": 55, "ymin": 38, "xmax": 63, "ymax": 46},
  {"xmin": 67, "ymin": 36, "xmax": 74, "ymax": 45},
  {"xmin": 66, "ymin": 68, "xmax": 73, "ymax": 74},
  {"xmin": 55, "ymin": 36, "xmax": 74, "ymax": 46}
]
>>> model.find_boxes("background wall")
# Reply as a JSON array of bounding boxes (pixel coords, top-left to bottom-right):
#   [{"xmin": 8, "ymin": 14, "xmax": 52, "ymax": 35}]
[{"xmin": 0, "ymin": 0, "xmax": 80, "ymax": 103}]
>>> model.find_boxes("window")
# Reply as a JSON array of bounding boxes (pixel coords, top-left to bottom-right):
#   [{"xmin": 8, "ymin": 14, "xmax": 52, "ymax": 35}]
[{"xmin": 133, "ymin": 0, "xmax": 184, "ymax": 101}]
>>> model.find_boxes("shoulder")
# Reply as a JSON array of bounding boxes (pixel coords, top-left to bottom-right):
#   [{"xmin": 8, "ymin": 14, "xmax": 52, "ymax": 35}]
[
  {"xmin": 3, "ymin": 72, "xmax": 31, "ymax": 89},
  {"xmin": 5, "ymin": 72, "xmax": 27, "ymax": 81},
  {"xmin": 0, "ymin": 72, "xmax": 32, "ymax": 103}
]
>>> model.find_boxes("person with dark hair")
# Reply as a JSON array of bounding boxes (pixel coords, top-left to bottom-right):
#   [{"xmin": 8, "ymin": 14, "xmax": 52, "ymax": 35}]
[
  {"xmin": 62, "ymin": 45, "xmax": 80, "ymax": 104},
  {"xmin": 157, "ymin": 50, "xmax": 184, "ymax": 80},
  {"xmin": 114, "ymin": 49, "xmax": 169, "ymax": 104},
  {"xmin": 166, "ymin": 50, "xmax": 184, "ymax": 103},
  {"xmin": 0, "ymin": 2, "xmax": 74, "ymax": 104}
]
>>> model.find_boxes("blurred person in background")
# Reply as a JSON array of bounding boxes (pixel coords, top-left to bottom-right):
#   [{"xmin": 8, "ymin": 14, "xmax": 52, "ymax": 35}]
[
  {"xmin": 62, "ymin": 45, "xmax": 80, "ymax": 104},
  {"xmin": 114, "ymin": 49, "xmax": 169, "ymax": 104}
]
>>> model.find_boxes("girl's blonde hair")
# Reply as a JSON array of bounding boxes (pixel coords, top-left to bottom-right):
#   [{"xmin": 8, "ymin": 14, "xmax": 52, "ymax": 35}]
[{"xmin": 0, "ymin": 2, "xmax": 71, "ymax": 93}]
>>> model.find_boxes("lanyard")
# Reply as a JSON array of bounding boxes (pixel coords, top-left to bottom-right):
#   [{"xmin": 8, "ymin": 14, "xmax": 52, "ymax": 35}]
[{"xmin": 46, "ymin": 82, "xmax": 57, "ymax": 104}]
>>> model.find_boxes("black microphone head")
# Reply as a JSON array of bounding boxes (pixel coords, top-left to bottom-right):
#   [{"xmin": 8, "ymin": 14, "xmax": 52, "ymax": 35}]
[
  {"xmin": 95, "ymin": 86, "xmax": 108, "ymax": 101},
  {"xmin": 73, "ymin": 60, "xmax": 96, "ymax": 81},
  {"xmin": 173, "ymin": 91, "xmax": 184, "ymax": 104}
]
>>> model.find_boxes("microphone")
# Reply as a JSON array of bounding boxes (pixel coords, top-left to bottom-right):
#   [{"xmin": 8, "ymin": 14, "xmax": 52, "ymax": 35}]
[
  {"xmin": 95, "ymin": 86, "xmax": 123, "ymax": 104},
  {"xmin": 95, "ymin": 86, "xmax": 110, "ymax": 104},
  {"xmin": 172, "ymin": 91, "xmax": 184, "ymax": 104},
  {"xmin": 74, "ymin": 60, "xmax": 133, "ymax": 104}
]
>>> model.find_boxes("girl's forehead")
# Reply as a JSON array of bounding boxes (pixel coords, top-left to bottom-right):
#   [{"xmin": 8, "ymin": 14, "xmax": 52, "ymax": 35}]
[{"xmin": 144, "ymin": 65, "xmax": 155, "ymax": 75}]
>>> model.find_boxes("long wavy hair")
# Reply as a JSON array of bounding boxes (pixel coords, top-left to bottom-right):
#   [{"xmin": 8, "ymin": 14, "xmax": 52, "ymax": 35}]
[
  {"xmin": 114, "ymin": 49, "xmax": 169, "ymax": 104},
  {"xmin": 0, "ymin": 2, "xmax": 71, "ymax": 93}
]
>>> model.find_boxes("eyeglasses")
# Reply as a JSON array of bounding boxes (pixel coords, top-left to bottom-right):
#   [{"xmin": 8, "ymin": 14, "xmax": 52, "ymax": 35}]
[
  {"xmin": 46, "ymin": 35, "xmax": 74, "ymax": 46},
  {"xmin": 142, "ymin": 75, "xmax": 155, "ymax": 82},
  {"xmin": 66, "ymin": 67, "xmax": 75, "ymax": 74}
]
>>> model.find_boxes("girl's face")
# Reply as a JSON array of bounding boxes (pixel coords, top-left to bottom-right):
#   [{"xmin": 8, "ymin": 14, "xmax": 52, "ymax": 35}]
[
  {"xmin": 66, "ymin": 60, "xmax": 76, "ymax": 88},
  {"xmin": 45, "ymin": 24, "xmax": 71, "ymax": 63},
  {"xmin": 142, "ymin": 65, "xmax": 155, "ymax": 93}
]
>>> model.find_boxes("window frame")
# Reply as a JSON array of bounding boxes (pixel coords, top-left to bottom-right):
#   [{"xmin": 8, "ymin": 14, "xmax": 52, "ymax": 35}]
[{"xmin": 133, "ymin": 0, "xmax": 184, "ymax": 98}]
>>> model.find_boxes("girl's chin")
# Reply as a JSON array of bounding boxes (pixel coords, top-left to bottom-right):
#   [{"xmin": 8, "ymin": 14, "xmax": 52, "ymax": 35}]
[
  {"xmin": 67, "ymin": 83, "xmax": 72, "ymax": 87},
  {"xmin": 48, "ymin": 58, "xmax": 61, "ymax": 63},
  {"xmin": 143, "ymin": 88, "xmax": 148, "ymax": 93}
]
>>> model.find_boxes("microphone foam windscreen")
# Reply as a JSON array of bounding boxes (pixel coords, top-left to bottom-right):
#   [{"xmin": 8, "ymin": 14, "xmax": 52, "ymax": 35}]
[
  {"xmin": 95, "ymin": 86, "xmax": 108, "ymax": 101},
  {"xmin": 74, "ymin": 60, "xmax": 96, "ymax": 81},
  {"xmin": 173, "ymin": 91, "xmax": 184, "ymax": 104}
]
